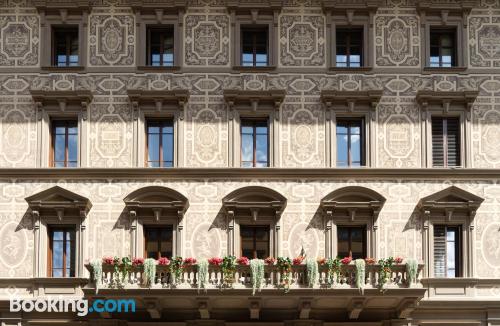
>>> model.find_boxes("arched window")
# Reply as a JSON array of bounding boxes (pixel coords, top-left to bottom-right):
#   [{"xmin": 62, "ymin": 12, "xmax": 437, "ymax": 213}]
[
  {"xmin": 222, "ymin": 186, "xmax": 286, "ymax": 258},
  {"xmin": 417, "ymin": 186, "xmax": 483, "ymax": 278},
  {"xmin": 25, "ymin": 186, "xmax": 92, "ymax": 278},
  {"xmin": 321, "ymin": 186, "xmax": 385, "ymax": 259},
  {"xmin": 124, "ymin": 186, "xmax": 189, "ymax": 258}
]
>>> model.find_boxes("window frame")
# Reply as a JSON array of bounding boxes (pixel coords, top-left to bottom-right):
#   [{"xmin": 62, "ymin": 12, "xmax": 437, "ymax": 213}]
[
  {"xmin": 50, "ymin": 119, "xmax": 79, "ymax": 168},
  {"xmin": 231, "ymin": 10, "xmax": 277, "ymax": 69},
  {"xmin": 48, "ymin": 225, "xmax": 76, "ymax": 278},
  {"xmin": 336, "ymin": 225, "xmax": 367, "ymax": 259},
  {"xmin": 145, "ymin": 118, "xmax": 175, "ymax": 168},
  {"xmin": 334, "ymin": 27, "xmax": 365, "ymax": 68},
  {"xmin": 429, "ymin": 27, "xmax": 457, "ymax": 68},
  {"xmin": 51, "ymin": 25, "xmax": 80, "ymax": 67},
  {"xmin": 432, "ymin": 224, "xmax": 462, "ymax": 278},
  {"xmin": 145, "ymin": 25, "xmax": 176, "ymax": 67},
  {"xmin": 430, "ymin": 116, "xmax": 462, "ymax": 168},
  {"xmin": 240, "ymin": 225, "xmax": 271, "ymax": 259},
  {"xmin": 335, "ymin": 117, "xmax": 365, "ymax": 167},
  {"xmin": 240, "ymin": 25, "xmax": 269, "ymax": 67},
  {"xmin": 240, "ymin": 118, "xmax": 270, "ymax": 168},
  {"xmin": 143, "ymin": 225, "xmax": 174, "ymax": 259}
]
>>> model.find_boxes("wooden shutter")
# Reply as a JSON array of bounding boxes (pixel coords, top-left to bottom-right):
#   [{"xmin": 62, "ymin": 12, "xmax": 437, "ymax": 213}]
[
  {"xmin": 446, "ymin": 117, "xmax": 460, "ymax": 167},
  {"xmin": 433, "ymin": 225, "xmax": 446, "ymax": 277},
  {"xmin": 432, "ymin": 117, "xmax": 445, "ymax": 167}
]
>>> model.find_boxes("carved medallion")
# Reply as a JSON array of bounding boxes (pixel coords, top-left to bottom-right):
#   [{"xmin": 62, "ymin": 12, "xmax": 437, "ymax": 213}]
[
  {"xmin": 478, "ymin": 25, "xmax": 500, "ymax": 59},
  {"xmin": 193, "ymin": 23, "xmax": 221, "ymax": 58},
  {"xmin": 2, "ymin": 23, "xmax": 30, "ymax": 58},
  {"xmin": 289, "ymin": 23, "xmax": 316, "ymax": 58}
]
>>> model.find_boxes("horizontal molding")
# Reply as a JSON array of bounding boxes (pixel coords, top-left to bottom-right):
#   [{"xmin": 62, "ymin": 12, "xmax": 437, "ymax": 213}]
[{"xmin": 0, "ymin": 168, "xmax": 497, "ymax": 179}]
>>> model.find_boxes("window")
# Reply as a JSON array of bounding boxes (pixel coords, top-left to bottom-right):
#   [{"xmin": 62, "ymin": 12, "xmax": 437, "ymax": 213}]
[
  {"xmin": 48, "ymin": 226, "xmax": 76, "ymax": 277},
  {"xmin": 336, "ymin": 118, "xmax": 364, "ymax": 167},
  {"xmin": 51, "ymin": 120, "xmax": 78, "ymax": 168},
  {"xmin": 241, "ymin": 119, "xmax": 269, "ymax": 167},
  {"xmin": 431, "ymin": 117, "xmax": 460, "ymax": 167},
  {"xmin": 240, "ymin": 225, "xmax": 270, "ymax": 259},
  {"xmin": 241, "ymin": 26, "xmax": 268, "ymax": 67},
  {"xmin": 52, "ymin": 27, "xmax": 79, "ymax": 67},
  {"xmin": 147, "ymin": 26, "xmax": 174, "ymax": 67},
  {"xmin": 144, "ymin": 226, "xmax": 173, "ymax": 259},
  {"xmin": 433, "ymin": 225, "xmax": 461, "ymax": 278},
  {"xmin": 337, "ymin": 226, "xmax": 366, "ymax": 259},
  {"xmin": 336, "ymin": 28, "xmax": 363, "ymax": 67},
  {"xmin": 146, "ymin": 119, "xmax": 174, "ymax": 167},
  {"xmin": 430, "ymin": 28, "xmax": 456, "ymax": 67}
]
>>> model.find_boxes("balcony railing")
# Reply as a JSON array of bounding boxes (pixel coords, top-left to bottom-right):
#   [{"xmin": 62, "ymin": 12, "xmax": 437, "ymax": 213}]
[{"xmin": 85, "ymin": 263, "xmax": 424, "ymax": 291}]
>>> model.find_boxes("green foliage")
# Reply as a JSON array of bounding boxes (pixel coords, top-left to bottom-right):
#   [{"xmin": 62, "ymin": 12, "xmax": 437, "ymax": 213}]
[
  {"xmin": 143, "ymin": 258, "xmax": 156, "ymax": 288},
  {"xmin": 378, "ymin": 257, "xmax": 395, "ymax": 291},
  {"xmin": 197, "ymin": 259, "xmax": 209, "ymax": 291},
  {"xmin": 250, "ymin": 259, "xmax": 265, "ymax": 295},
  {"xmin": 221, "ymin": 255, "xmax": 236, "ymax": 287},
  {"xmin": 306, "ymin": 258, "xmax": 318, "ymax": 288},
  {"xmin": 405, "ymin": 258, "xmax": 418, "ymax": 285},
  {"xmin": 326, "ymin": 258, "xmax": 341, "ymax": 287},
  {"xmin": 277, "ymin": 257, "xmax": 292, "ymax": 293},
  {"xmin": 354, "ymin": 259, "xmax": 366, "ymax": 294},
  {"xmin": 90, "ymin": 259, "xmax": 102, "ymax": 294},
  {"xmin": 170, "ymin": 256, "xmax": 184, "ymax": 284}
]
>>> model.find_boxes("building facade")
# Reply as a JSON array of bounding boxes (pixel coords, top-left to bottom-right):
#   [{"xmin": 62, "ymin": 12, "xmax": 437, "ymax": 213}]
[{"xmin": 0, "ymin": 0, "xmax": 500, "ymax": 325}]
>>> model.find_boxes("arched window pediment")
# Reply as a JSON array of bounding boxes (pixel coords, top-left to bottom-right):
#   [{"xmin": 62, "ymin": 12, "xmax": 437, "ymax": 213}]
[
  {"xmin": 321, "ymin": 186, "xmax": 386, "ymax": 219},
  {"xmin": 124, "ymin": 186, "xmax": 189, "ymax": 218},
  {"xmin": 417, "ymin": 186, "xmax": 483, "ymax": 218},
  {"xmin": 25, "ymin": 186, "xmax": 92, "ymax": 219},
  {"xmin": 222, "ymin": 186, "xmax": 286, "ymax": 218}
]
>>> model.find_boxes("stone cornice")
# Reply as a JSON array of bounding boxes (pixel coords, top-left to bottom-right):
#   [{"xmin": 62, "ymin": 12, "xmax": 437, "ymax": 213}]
[
  {"xmin": 0, "ymin": 168, "xmax": 498, "ymax": 179},
  {"xmin": 320, "ymin": 89, "xmax": 383, "ymax": 110},
  {"xmin": 32, "ymin": 0, "xmax": 91, "ymax": 11},
  {"xmin": 127, "ymin": 89, "xmax": 190, "ymax": 111},
  {"xmin": 322, "ymin": 0, "xmax": 382, "ymax": 11},
  {"xmin": 416, "ymin": 90, "xmax": 479, "ymax": 106},
  {"xmin": 416, "ymin": 0, "xmax": 479, "ymax": 12},
  {"xmin": 223, "ymin": 89, "xmax": 286, "ymax": 109},
  {"xmin": 30, "ymin": 90, "xmax": 93, "ymax": 109}
]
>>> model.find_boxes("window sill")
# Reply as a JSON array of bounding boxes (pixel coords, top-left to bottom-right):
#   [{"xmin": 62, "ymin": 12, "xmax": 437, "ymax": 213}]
[
  {"xmin": 41, "ymin": 66, "xmax": 85, "ymax": 72},
  {"xmin": 232, "ymin": 66, "xmax": 277, "ymax": 72},
  {"xmin": 137, "ymin": 65, "xmax": 181, "ymax": 72},
  {"xmin": 329, "ymin": 66, "xmax": 373, "ymax": 73},
  {"xmin": 423, "ymin": 66, "xmax": 467, "ymax": 74}
]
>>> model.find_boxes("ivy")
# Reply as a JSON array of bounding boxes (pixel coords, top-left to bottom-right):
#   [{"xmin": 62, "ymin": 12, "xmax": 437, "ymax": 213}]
[{"xmin": 250, "ymin": 259, "xmax": 265, "ymax": 295}]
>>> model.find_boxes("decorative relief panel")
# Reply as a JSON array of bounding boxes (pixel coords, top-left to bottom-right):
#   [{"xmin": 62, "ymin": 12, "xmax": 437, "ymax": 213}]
[
  {"xmin": 279, "ymin": 14, "xmax": 326, "ymax": 67},
  {"xmin": 184, "ymin": 14, "xmax": 230, "ymax": 66},
  {"xmin": 378, "ymin": 103, "xmax": 421, "ymax": 167},
  {"xmin": 473, "ymin": 105, "xmax": 500, "ymax": 168},
  {"xmin": 0, "ymin": 13, "xmax": 39, "ymax": 67},
  {"xmin": 281, "ymin": 103, "xmax": 325, "ymax": 167},
  {"xmin": 374, "ymin": 12, "xmax": 420, "ymax": 67},
  {"xmin": 88, "ymin": 10, "xmax": 135, "ymax": 66},
  {"xmin": 469, "ymin": 13, "xmax": 500, "ymax": 67}
]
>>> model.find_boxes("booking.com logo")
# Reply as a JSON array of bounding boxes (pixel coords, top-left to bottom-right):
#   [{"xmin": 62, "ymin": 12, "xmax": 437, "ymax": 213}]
[{"xmin": 10, "ymin": 296, "xmax": 136, "ymax": 316}]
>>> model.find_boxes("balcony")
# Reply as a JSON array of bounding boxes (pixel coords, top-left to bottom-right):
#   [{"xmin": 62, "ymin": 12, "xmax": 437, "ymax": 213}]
[{"xmin": 83, "ymin": 263, "xmax": 426, "ymax": 321}]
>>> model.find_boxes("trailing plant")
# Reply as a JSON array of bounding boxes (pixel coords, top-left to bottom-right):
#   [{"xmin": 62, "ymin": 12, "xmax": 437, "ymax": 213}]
[
  {"xmin": 378, "ymin": 257, "xmax": 395, "ymax": 291},
  {"xmin": 116, "ymin": 257, "xmax": 132, "ymax": 288},
  {"xmin": 277, "ymin": 257, "xmax": 292, "ymax": 293},
  {"xmin": 250, "ymin": 259, "xmax": 265, "ymax": 295},
  {"xmin": 325, "ymin": 258, "xmax": 341, "ymax": 287},
  {"xmin": 406, "ymin": 258, "xmax": 418, "ymax": 285},
  {"xmin": 143, "ymin": 258, "xmax": 156, "ymax": 287},
  {"xmin": 306, "ymin": 258, "xmax": 318, "ymax": 288},
  {"xmin": 90, "ymin": 259, "xmax": 102, "ymax": 294},
  {"xmin": 197, "ymin": 259, "xmax": 209, "ymax": 291},
  {"xmin": 221, "ymin": 255, "xmax": 237, "ymax": 287},
  {"xmin": 170, "ymin": 256, "xmax": 184, "ymax": 284},
  {"xmin": 355, "ymin": 259, "xmax": 366, "ymax": 294}
]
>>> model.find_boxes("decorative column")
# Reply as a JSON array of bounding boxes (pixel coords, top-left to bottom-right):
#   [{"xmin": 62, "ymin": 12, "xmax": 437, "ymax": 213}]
[
  {"xmin": 372, "ymin": 209, "xmax": 380, "ymax": 259},
  {"xmin": 129, "ymin": 210, "xmax": 138, "ymax": 258},
  {"xmin": 177, "ymin": 210, "xmax": 184, "ymax": 257},
  {"xmin": 422, "ymin": 210, "xmax": 431, "ymax": 278},
  {"xmin": 325, "ymin": 210, "xmax": 333, "ymax": 258},
  {"xmin": 79, "ymin": 209, "xmax": 87, "ymax": 277},
  {"xmin": 275, "ymin": 210, "xmax": 282, "ymax": 257},
  {"xmin": 227, "ymin": 210, "xmax": 235, "ymax": 256},
  {"xmin": 32, "ymin": 210, "xmax": 41, "ymax": 278}
]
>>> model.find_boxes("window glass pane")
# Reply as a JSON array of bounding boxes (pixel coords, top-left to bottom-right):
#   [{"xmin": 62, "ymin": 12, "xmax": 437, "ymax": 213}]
[
  {"xmin": 52, "ymin": 241, "xmax": 63, "ymax": 269},
  {"xmin": 148, "ymin": 133, "xmax": 160, "ymax": 163},
  {"xmin": 336, "ymin": 134, "xmax": 348, "ymax": 167},
  {"xmin": 54, "ymin": 134, "xmax": 65, "ymax": 162},
  {"xmin": 68, "ymin": 134, "xmax": 77, "ymax": 163},
  {"xmin": 52, "ymin": 269, "xmax": 63, "ymax": 277},
  {"xmin": 162, "ymin": 133, "xmax": 174, "ymax": 164},
  {"xmin": 351, "ymin": 134, "xmax": 361, "ymax": 163},
  {"xmin": 256, "ymin": 134, "xmax": 268, "ymax": 164},
  {"xmin": 241, "ymin": 133, "xmax": 254, "ymax": 163}
]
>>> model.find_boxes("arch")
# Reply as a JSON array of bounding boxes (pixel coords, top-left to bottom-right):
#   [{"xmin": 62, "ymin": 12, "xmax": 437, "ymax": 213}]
[
  {"xmin": 321, "ymin": 186, "xmax": 386, "ymax": 212},
  {"xmin": 222, "ymin": 186, "xmax": 286, "ymax": 214},
  {"xmin": 124, "ymin": 186, "xmax": 189, "ymax": 213}
]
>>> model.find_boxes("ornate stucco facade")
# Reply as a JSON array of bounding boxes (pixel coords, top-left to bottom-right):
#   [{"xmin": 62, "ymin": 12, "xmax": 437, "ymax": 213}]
[{"xmin": 0, "ymin": 0, "xmax": 500, "ymax": 325}]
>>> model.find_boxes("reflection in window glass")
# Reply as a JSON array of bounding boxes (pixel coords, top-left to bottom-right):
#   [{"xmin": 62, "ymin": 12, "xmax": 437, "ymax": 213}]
[
  {"xmin": 241, "ymin": 119, "xmax": 269, "ymax": 167},
  {"xmin": 49, "ymin": 227, "xmax": 76, "ymax": 277},
  {"xmin": 52, "ymin": 120, "xmax": 78, "ymax": 168},
  {"xmin": 430, "ymin": 28, "xmax": 456, "ymax": 67},
  {"xmin": 146, "ymin": 120, "xmax": 174, "ymax": 167},
  {"xmin": 336, "ymin": 28, "xmax": 363, "ymax": 67},
  {"xmin": 53, "ymin": 27, "xmax": 79, "ymax": 67},
  {"xmin": 241, "ymin": 27, "xmax": 268, "ymax": 67},
  {"xmin": 147, "ymin": 26, "xmax": 174, "ymax": 66},
  {"xmin": 336, "ymin": 119, "xmax": 364, "ymax": 167}
]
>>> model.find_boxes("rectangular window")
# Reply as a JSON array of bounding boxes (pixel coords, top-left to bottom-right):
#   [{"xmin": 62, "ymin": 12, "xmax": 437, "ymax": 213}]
[
  {"xmin": 336, "ymin": 28, "xmax": 363, "ymax": 67},
  {"xmin": 147, "ymin": 26, "xmax": 174, "ymax": 67},
  {"xmin": 146, "ymin": 119, "xmax": 174, "ymax": 167},
  {"xmin": 430, "ymin": 28, "xmax": 456, "ymax": 67},
  {"xmin": 144, "ymin": 226, "xmax": 173, "ymax": 259},
  {"xmin": 241, "ymin": 119, "xmax": 269, "ymax": 167},
  {"xmin": 52, "ymin": 27, "xmax": 79, "ymax": 67},
  {"xmin": 434, "ymin": 225, "xmax": 461, "ymax": 277},
  {"xmin": 240, "ymin": 225, "xmax": 270, "ymax": 259},
  {"xmin": 431, "ymin": 117, "xmax": 461, "ymax": 167},
  {"xmin": 48, "ymin": 227, "xmax": 76, "ymax": 277},
  {"xmin": 337, "ymin": 226, "xmax": 366, "ymax": 259},
  {"xmin": 241, "ymin": 26, "xmax": 268, "ymax": 67},
  {"xmin": 336, "ymin": 118, "xmax": 364, "ymax": 167},
  {"xmin": 51, "ymin": 120, "xmax": 78, "ymax": 168}
]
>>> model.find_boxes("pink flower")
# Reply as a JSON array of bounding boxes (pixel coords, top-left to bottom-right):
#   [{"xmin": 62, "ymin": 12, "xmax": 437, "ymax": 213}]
[
  {"xmin": 102, "ymin": 256, "xmax": 114, "ymax": 265},
  {"xmin": 208, "ymin": 257, "xmax": 223, "ymax": 266},
  {"xmin": 236, "ymin": 257, "xmax": 250, "ymax": 266},
  {"xmin": 132, "ymin": 257, "xmax": 144, "ymax": 266},
  {"xmin": 395, "ymin": 257, "xmax": 404, "ymax": 264},
  {"xmin": 341, "ymin": 256, "xmax": 352, "ymax": 265},
  {"xmin": 264, "ymin": 257, "xmax": 276, "ymax": 265},
  {"xmin": 157, "ymin": 257, "xmax": 170, "ymax": 266},
  {"xmin": 293, "ymin": 256, "xmax": 305, "ymax": 265},
  {"xmin": 183, "ymin": 257, "xmax": 197, "ymax": 266},
  {"xmin": 317, "ymin": 257, "xmax": 327, "ymax": 265}
]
